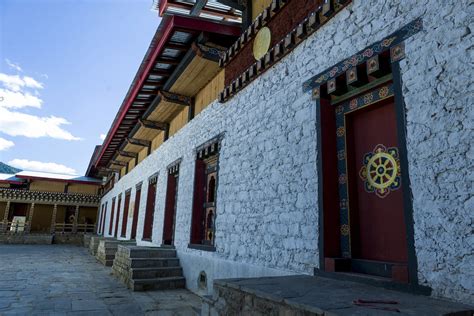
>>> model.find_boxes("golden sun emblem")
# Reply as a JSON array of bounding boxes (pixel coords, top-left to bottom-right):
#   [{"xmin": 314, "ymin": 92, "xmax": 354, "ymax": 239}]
[{"xmin": 253, "ymin": 27, "xmax": 271, "ymax": 61}]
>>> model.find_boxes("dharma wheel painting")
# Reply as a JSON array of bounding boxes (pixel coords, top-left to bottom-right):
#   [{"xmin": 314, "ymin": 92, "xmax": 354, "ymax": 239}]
[{"xmin": 359, "ymin": 144, "xmax": 401, "ymax": 198}]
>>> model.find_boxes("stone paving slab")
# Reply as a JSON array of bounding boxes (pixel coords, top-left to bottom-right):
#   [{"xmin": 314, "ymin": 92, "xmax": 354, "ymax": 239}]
[
  {"xmin": 0, "ymin": 245, "xmax": 201, "ymax": 315},
  {"xmin": 214, "ymin": 275, "xmax": 473, "ymax": 315}
]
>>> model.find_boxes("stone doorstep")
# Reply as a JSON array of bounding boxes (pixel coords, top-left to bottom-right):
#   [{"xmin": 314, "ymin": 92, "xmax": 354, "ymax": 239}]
[
  {"xmin": 131, "ymin": 276, "xmax": 186, "ymax": 292},
  {"xmin": 211, "ymin": 276, "xmax": 473, "ymax": 315}
]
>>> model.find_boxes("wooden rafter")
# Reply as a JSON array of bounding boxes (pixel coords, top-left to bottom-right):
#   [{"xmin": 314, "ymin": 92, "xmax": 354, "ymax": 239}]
[
  {"xmin": 118, "ymin": 151, "xmax": 138, "ymax": 159},
  {"xmin": 126, "ymin": 137, "xmax": 151, "ymax": 148},
  {"xmin": 191, "ymin": 0, "xmax": 208, "ymax": 15},
  {"xmin": 110, "ymin": 160, "xmax": 128, "ymax": 167},
  {"xmin": 149, "ymin": 69, "xmax": 171, "ymax": 76},
  {"xmin": 139, "ymin": 119, "xmax": 169, "ymax": 131}
]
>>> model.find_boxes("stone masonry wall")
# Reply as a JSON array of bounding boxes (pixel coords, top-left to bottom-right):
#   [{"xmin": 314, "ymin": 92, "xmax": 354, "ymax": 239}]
[{"xmin": 100, "ymin": 0, "xmax": 473, "ymax": 302}]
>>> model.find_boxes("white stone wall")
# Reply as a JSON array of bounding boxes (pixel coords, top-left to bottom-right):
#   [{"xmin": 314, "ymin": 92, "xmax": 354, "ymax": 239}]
[{"xmin": 100, "ymin": 0, "xmax": 473, "ymax": 302}]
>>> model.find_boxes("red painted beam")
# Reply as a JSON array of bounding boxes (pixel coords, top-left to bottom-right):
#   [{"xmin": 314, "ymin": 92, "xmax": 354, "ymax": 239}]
[
  {"xmin": 95, "ymin": 15, "xmax": 240, "ymax": 168},
  {"xmin": 159, "ymin": 0, "xmax": 169, "ymax": 17},
  {"xmin": 0, "ymin": 179, "xmax": 24, "ymax": 185}
]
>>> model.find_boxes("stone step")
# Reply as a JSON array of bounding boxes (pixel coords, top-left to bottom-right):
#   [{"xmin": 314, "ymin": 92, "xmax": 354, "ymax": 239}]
[
  {"xmin": 128, "ymin": 258, "xmax": 180, "ymax": 268},
  {"xmin": 97, "ymin": 254, "xmax": 115, "ymax": 260},
  {"xmin": 126, "ymin": 247, "xmax": 177, "ymax": 258},
  {"xmin": 131, "ymin": 267, "xmax": 183, "ymax": 279},
  {"xmin": 131, "ymin": 276, "xmax": 185, "ymax": 291}
]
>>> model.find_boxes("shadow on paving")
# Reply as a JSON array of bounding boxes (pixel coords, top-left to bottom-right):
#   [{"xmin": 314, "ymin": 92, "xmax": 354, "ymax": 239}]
[{"xmin": 0, "ymin": 244, "xmax": 201, "ymax": 315}]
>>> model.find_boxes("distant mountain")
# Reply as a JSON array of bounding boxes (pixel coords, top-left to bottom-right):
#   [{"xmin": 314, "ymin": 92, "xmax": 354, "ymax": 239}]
[{"xmin": 0, "ymin": 162, "xmax": 21, "ymax": 174}]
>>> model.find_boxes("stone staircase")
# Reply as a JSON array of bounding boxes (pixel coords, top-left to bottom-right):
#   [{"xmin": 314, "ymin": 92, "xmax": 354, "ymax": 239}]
[
  {"xmin": 96, "ymin": 239, "xmax": 136, "ymax": 266},
  {"xmin": 112, "ymin": 245, "xmax": 185, "ymax": 291},
  {"xmin": 89, "ymin": 236, "xmax": 107, "ymax": 256}
]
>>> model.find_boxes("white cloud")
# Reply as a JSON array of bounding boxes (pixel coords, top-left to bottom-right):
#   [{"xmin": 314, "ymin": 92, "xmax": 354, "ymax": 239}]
[
  {"xmin": 0, "ymin": 73, "xmax": 43, "ymax": 92},
  {"xmin": 22, "ymin": 76, "xmax": 43, "ymax": 89},
  {"xmin": 8, "ymin": 159, "xmax": 77, "ymax": 175},
  {"xmin": 5, "ymin": 59, "xmax": 22, "ymax": 72},
  {"xmin": 100, "ymin": 134, "xmax": 106, "ymax": 140},
  {"xmin": 0, "ymin": 88, "xmax": 42, "ymax": 109},
  {"xmin": 0, "ymin": 107, "xmax": 82, "ymax": 141},
  {"xmin": 0, "ymin": 138, "xmax": 14, "ymax": 151},
  {"xmin": 0, "ymin": 66, "xmax": 80, "ymax": 141}
]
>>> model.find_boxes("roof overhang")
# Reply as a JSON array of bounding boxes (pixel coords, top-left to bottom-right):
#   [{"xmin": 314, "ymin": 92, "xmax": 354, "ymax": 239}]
[
  {"xmin": 0, "ymin": 174, "xmax": 25, "ymax": 185},
  {"xmin": 90, "ymin": 14, "xmax": 240, "ymax": 177},
  {"xmin": 16, "ymin": 172, "xmax": 102, "ymax": 185},
  {"xmin": 157, "ymin": 0, "xmax": 243, "ymax": 23}
]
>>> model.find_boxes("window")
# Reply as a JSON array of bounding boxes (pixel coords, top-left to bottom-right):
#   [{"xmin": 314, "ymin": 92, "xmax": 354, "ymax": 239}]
[{"xmin": 190, "ymin": 137, "xmax": 221, "ymax": 250}]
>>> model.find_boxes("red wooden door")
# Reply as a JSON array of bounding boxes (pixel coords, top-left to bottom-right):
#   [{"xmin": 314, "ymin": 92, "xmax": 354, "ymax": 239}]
[
  {"xmin": 142, "ymin": 182, "xmax": 156, "ymax": 240},
  {"xmin": 99, "ymin": 204, "xmax": 104, "ymax": 234},
  {"xmin": 101, "ymin": 202, "xmax": 107, "ymax": 235},
  {"xmin": 114, "ymin": 196, "xmax": 121, "ymax": 237},
  {"xmin": 191, "ymin": 160, "xmax": 206, "ymax": 244},
  {"xmin": 131, "ymin": 188, "xmax": 141, "ymax": 239},
  {"xmin": 162, "ymin": 174, "xmax": 178, "ymax": 245},
  {"xmin": 346, "ymin": 97, "xmax": 407, "ymax": 263},
  {"xmin": 108, "ymin": 199, "xmax": 115, "ymax": 235},
  {"xmin": 121, "ymin": 192, "xmax": 131, "ymax": 237}
]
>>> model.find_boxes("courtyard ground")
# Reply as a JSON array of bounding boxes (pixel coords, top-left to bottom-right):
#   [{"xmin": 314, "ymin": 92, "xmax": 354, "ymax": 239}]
[{"xmin": 0, "ymin": 244, "xmax": 201, "ymax": 315}]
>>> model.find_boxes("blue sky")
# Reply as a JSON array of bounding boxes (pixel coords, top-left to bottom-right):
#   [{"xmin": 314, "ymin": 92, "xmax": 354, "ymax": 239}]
[{"xmin": 0, "ymin": 0, "xmax": 160, "ymax": 175}]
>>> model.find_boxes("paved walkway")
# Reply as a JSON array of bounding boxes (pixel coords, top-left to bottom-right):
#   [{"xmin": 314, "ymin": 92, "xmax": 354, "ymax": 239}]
[{"xmin": 0, "ymin": 244, "xmax": 201, "ymax": 315}]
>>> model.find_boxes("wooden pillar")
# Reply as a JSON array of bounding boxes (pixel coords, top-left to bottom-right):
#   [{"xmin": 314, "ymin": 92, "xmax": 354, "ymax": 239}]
[
  {"xmin": 50, "ymin": 204, "xmax": 58, "ymax": 234},
  {"xmin": 72, "ymin": 205, "xmax": 79, "ymax": 233},
  {"xmin": 25, "ymin": 203, "xmax": 35, "ymax": 233},
  {"xmin": 2, "ymin": 201, "xmax": 10, "ymax": 232}
]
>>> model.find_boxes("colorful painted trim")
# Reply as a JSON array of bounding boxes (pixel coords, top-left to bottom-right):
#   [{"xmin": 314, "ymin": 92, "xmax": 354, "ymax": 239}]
[
  {"xmin": 334, "ymin": 83, "xmax": 395, "ymax": 258},
  {"xmin": 219, "ymin": 0, "xmax": 351, "ymax": 103},
  {"xmin": 302, "ymin": 18, "xmax": 423, "ymax": 92},
  {"xmin": 0, "ymin": 188, "xmax": 100, "ymax": 207}
]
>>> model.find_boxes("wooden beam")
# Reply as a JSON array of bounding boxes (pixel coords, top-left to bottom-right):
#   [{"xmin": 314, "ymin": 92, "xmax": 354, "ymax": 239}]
[
  {"xmin": 110, "ymin": 160, "xmax": 127, "ymax": 167},
  {"xmin": 98, "ymin": 167, "xmax": 116, "ymax": 173},
  {"xmin": 126, "ymin": 137, "xmax": 151, "ymax": 148},
  {"xmin": 118, "ymin": 151, "xmax": 138, "ymax": 159},
  {"xmin": 139, "ymin": 119, "xmax": 169, "ymax": 131},
  {"xmin": 191, "ymin": 0, "xmax": 208, "ymax": 15},
  {"xmin": 159, "ymin": 91, "xmax": 192, "ymax": 106}
]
